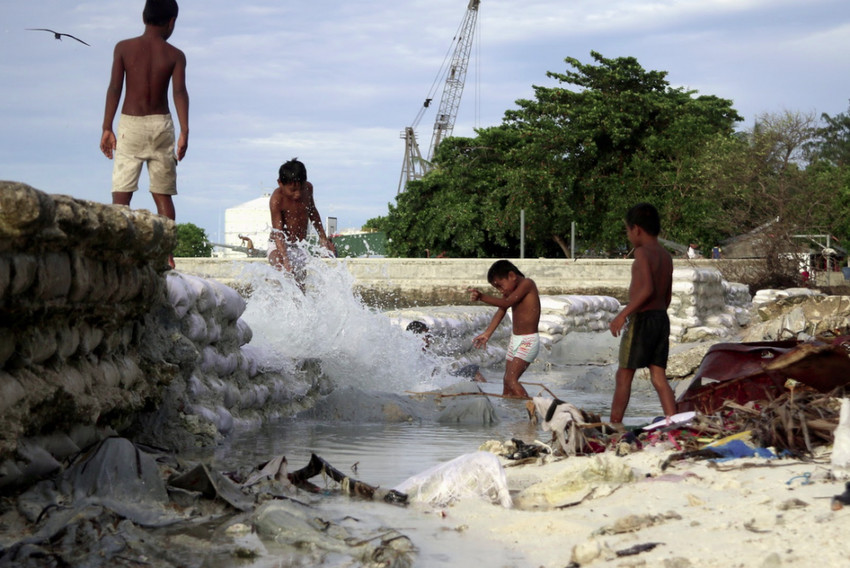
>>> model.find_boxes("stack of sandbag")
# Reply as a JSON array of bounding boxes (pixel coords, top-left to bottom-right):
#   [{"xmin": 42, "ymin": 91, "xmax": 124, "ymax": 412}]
[
  {"xmin": 537, "ymin": 295, "xmax": 621, "ymax": 347},
  {"xmin": 163, "ymin": 272, "xmax": 290, "ymax": 437},
  {"xmin": 668, "ymin": 267, "xmax": 749, "ymax": 342},
  {"xmin": 752, "ymin": 287, "xmax": 825, "ymax": 308}
]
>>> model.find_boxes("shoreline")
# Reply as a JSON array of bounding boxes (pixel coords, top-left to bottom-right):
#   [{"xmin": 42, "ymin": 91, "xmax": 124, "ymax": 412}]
[{"xmin": 427, "ymin": 443, "xmax": 849, "ymax": 567}]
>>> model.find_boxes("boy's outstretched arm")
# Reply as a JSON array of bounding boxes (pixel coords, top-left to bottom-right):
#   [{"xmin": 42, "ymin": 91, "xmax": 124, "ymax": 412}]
[
  {"xmin": 305, "ymin": 183, "xmax": 335, "ymax": 254},
  {"xmin": 100, "ymin": 43, "xmax": 125, "ymax": 159},
  {"xmin": 472, "ymin": 306, "xmax": 507, "ymax": 349},
  {"xmin": 470, "ymin": 279, "xmax": 534, "ymax": 310}
]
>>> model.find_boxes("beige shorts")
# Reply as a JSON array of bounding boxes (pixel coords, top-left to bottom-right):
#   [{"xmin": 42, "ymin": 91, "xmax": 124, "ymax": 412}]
[{"xmin": 112, "ymin": 114, "xmax": 177, "ymax": 195}]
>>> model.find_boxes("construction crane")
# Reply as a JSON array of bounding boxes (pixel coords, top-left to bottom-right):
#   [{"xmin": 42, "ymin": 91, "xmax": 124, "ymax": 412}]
[{"xmin": 398, "ymin": 0, "xmax": 480, "ymax": 194}]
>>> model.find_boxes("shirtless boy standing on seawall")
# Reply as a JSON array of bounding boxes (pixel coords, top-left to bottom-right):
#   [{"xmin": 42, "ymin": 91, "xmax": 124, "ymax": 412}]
[
  {"xmin": 469, "ymin": 260, "xmax": 541, "ymax": 398},
  {"xmin": 100, "ymin": 0, "xmax": 189, "ymax": 268},
  {"xmin": 608, "ymin": 203, "xmax": 677, "ymax": 426}
]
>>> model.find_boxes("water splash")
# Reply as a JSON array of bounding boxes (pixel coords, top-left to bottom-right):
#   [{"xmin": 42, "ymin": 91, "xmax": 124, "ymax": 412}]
[{"xmin": 239, "ymin": 244, "xmax": 449, "ymax": 393}]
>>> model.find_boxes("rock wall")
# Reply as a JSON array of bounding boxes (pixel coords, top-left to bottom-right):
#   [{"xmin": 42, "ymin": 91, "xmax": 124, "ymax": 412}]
[
  {"xmin": 1, "ymin": 182, "xmax": 177, "ymax": 487},
  {"xmin": 0, "ymin": 183, "xmax": 325, "ymax": 490}
]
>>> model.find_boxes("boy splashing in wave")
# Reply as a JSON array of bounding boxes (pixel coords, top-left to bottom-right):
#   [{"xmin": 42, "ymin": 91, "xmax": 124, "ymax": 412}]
[
  {"xmin": 608, "ymin": 203, "xmax": 677, "ymax": 426},
  {"xmin": 268, "ymin": 158, "xmax": 335, "ymax": 285},
  {"xmin": 469, "ymin": 260, "xmax": 540, "ymax": 398}
]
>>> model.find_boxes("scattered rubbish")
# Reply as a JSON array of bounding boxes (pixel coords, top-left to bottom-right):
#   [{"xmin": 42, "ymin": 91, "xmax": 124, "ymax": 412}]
[
  {"xmin": 616, "ymin": 541, "xmax": 664, "ymax": 557},
  {"xmin": 831, "ymin": 481, "xmax": 850, "ymax": 511},
  {"xmin": 641, "ymin": 411, "xmax": 696, "ymax": 431},
  {"xmin": 594, "ymin": 511, "xmax": 682, "ymax": 535},
  {"xmin": 393, "ymin": 451, "xmax": 512, "ymax": 508},
  {"xmin": 778, "ymin": 498, "xmax": 809, "ymax": 510},
  {"xmin": 530, "ymin": 396, "xmax": 604, "ymax": 456},
  {"xmin": 506, "ymin": 438, "xmax": 551, "ymax": 460},
  {"xmin": 287, "ymin": 453, "xmax": 408, "ymax": 505},
  {"xmin": 676, "ymin": 336, "xmax": 850, "ymax": 414},
  {"xmin": 785, "ymin": 472, "xmax": 812, "ymax": 486},
  {"xmin": 169, "ymin": 462, "xmax": 254, "ymax": 511},
  {"xmin": 743, "ymin": 518, "xmax": 771, "ymax": 534}
]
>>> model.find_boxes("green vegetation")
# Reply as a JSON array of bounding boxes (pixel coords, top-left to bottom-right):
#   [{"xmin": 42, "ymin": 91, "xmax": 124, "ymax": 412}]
[
  {"xmin": 174, "ymin": 222, "xmax": 212, "ymax": 257},
  {"xmin": 373, "ymin": 52, "xmax": 850, "ymax": 260}
]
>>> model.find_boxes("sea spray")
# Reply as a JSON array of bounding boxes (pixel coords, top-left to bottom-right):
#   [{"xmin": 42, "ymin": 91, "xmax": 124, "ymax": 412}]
[{"xmin": 238, "ymin": 246, "xmax": 451, "ymax": 393}]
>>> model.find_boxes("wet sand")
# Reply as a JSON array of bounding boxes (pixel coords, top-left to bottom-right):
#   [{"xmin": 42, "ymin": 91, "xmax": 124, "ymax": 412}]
[{"xmin": 413, "ymin": 443, "xmax": 850, "ymax": 567}]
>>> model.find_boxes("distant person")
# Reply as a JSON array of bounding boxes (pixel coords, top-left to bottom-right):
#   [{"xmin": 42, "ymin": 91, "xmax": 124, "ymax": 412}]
[
  {"xmin": 238, "ymin": 235, "xmax": 256, "ymax": 256},
  {"xmin": 406, "ymin": 320, "xmax": 486, "ymax": 382},
  {"xmin": 711, "ymin": 246, "xmax": 722, "ymax": 259},
  {"xmin": 268, "ymin": 159, "xmax": 335, "ymax": 284},
  {"xmin": 468, "ymin": 260, "xmax": 541, "ymax": 398},
  {"xmin": 608, "ymin": 203, "xmax": 677, "ymax": 426},
  {"xmin": 687, "ymin": 243, "xmax": 698, "ymax": 259},
  {"xmin": 100, "ymin": 0, "xmax": 189, "ymax": 269}
]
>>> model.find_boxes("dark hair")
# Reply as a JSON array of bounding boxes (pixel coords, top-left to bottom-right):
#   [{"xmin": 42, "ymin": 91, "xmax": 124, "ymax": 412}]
[
  {"xmin": 406, "ymin": 321, "xmax": 429, "ymax": 334},
  {"xmin": 143, "ymin": 0, "xmax": 179, "ymax": 26},
  {"xmin": 278, "ymin": 158, "xmax": 307, "ymax": 186},
  {"xmin": 487, "ymin": 259, "xmax": 524, "ymax": 283},
  {"xmin": 625, "ymin": 203, "xmax": 661, "ymax": 236}
]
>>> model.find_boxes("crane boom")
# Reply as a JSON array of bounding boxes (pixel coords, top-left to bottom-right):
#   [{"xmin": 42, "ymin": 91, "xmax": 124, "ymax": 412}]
[
  {"xmin": 428, "ymin": 0, "xmax": 480, "ymax": 162},
  {"xmin": 398, "ymin": 0, "xmax": 480, "ymax": 194}
]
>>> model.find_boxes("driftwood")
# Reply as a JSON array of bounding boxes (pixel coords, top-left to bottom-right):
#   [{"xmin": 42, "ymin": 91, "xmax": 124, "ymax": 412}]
[{"xmin": 287, "ymin": 453, "xmax": 408, "ymax": 505}]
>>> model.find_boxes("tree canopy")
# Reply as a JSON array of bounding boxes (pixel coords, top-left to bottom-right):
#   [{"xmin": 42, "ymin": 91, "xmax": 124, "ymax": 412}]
[
  {"xmin": 174, "ymin": 222, "xmax": 212, "ymax": 257},
  {"xmin": 375, "ymin": 53, "xmax": 849, "ymax": 260}
]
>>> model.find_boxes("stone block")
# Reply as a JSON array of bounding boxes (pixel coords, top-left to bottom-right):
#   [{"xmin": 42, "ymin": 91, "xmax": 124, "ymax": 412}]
[
  {"xmin": 36, "ymin": 252, "xmax": 72, "ymax": 300},
  {"xmin": 0, "ymin": 182, "xmax": 56, "ymax": 239}
]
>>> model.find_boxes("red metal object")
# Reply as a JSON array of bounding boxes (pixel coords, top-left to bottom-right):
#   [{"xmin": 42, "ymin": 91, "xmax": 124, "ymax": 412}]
[{"xmin": 676, "ymin": 337, "xmax": 850, "ymax": 414}]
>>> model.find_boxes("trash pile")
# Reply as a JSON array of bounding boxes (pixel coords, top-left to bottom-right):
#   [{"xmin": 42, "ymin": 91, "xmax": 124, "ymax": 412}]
[{"xmin": 0, "ymin": 438, "xmax": 416, "ymax": 567}]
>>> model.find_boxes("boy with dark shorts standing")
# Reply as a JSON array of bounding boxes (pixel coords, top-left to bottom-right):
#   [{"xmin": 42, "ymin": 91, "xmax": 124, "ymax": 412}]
[
  {"xmin": 608, "ymin": 203, "xmax": 677, "ymax": 426},
  {"xmin": 100, "ymin": 0, "xmax": 189, "ymax": 267},
  {"xmin": 469, "ymin": 260, "xmax": 541, "ymax": 398}
]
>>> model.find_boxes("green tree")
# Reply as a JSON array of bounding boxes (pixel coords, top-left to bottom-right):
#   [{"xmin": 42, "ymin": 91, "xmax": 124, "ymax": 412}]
[
  {"xmin": 174, "ymin": 222, "xmax": 212, "ymax": 257},
  {"xmin": 376, "ymin": 52, "xmax": 742, "ymax": 257},
  {"xmin": 812, "ymin": 101, "xmax": 850, "ymax": 167}
]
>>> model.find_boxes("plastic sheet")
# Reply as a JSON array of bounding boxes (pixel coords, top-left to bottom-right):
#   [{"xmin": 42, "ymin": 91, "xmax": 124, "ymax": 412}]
[{"xmin": 393, "ymin": 451, "xmax": 512, "ymax": 508}]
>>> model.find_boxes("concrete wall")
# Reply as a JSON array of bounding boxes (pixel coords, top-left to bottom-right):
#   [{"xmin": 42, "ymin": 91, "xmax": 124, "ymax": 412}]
[{"xmin": 174, "ymin": 256, "xmax": 750, "ymax": 307}]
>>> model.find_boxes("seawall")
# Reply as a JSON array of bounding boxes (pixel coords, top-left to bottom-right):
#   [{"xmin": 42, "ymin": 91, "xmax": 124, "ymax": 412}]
[
  {"xmin": 176, "ymin": 256, "xmax": 752, "ymax": 307},
  {"xmin": 0, "ymin": 183, "xmax": 327, "ymax": 490}
]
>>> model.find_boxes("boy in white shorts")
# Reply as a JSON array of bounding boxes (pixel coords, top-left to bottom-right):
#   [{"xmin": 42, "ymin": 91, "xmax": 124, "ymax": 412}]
[{"xmin": 468, "ymin": 260, "xmax": 541, "ymax": 398}]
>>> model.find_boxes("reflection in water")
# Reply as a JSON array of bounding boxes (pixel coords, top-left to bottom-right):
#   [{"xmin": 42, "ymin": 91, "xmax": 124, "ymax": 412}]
[{"xmin": 198, "ymin": 365, "xmax": 662, "ymax": 490}]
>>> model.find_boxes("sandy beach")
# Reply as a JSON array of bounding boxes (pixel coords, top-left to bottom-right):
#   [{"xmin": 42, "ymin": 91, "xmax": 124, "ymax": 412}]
[{"xmin": 407, "ymin": 441, "xmax": 850, "ymax": 567}]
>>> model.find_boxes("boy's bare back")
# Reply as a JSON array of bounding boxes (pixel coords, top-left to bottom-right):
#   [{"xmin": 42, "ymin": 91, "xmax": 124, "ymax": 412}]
[
  {"xmin": 101, "ymin": 23, "xmax": 188, "ymax": 161},
  {"xmin": 631, "ymin": 242, "xmax": 672, "ymax": 312},
  {"xmin": 115, "ymin": 34, "xmax": 185, "ymax": 117}
]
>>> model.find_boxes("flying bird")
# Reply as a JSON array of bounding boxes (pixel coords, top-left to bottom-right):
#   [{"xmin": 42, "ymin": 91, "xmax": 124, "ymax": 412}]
[{"xmin": 27, "ymin": 28, "xmax": 90, "ymax": 46}]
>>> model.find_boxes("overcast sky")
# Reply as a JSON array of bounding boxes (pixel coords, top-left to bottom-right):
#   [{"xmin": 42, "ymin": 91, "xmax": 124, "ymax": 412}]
[{"xmin": 3, "ymin": 0, "xmax": 850, "ymax": 242}]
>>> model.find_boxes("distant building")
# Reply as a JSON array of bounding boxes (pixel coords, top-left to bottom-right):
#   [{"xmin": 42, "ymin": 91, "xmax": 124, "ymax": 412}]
[
  {"xmin": 217, "ymin": 194, "xmax": 352, "ymax": 259},
  {"xmin": 216, "ymin": 195, "xmax": 272, "ymax": 259}
]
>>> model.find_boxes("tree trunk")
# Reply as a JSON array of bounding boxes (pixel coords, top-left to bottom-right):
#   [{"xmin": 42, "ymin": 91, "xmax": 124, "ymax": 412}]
[{"xmin": 552, "ymin": 234, "xmax": 571, "ymax": 258}]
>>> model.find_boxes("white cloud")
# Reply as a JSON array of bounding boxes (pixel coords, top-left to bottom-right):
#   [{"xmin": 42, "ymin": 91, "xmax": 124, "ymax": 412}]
[{"xmin": 3, "ymin": 0, "xmax": 850, "ymax": 236}]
